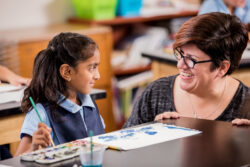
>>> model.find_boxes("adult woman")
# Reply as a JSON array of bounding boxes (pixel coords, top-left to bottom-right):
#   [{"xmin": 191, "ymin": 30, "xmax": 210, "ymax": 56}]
[
  {"xmin": 198, "ymin": 0, "xmax": 250, "ymax": 24},
  {"xmin": 123, "ymin": 12, "xmax": 250, "ymax": 128}
]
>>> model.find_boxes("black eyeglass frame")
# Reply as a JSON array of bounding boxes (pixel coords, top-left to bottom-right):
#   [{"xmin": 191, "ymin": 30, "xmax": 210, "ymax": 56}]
[{"xmin": 174, "ymin": 48, "xmax": 213, "ymax": 68}]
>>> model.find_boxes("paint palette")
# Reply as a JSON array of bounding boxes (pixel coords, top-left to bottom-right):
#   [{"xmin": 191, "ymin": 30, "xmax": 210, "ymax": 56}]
[{"xmin": 20, "ymin": 139, "xmax": 106, "ymax": 164}]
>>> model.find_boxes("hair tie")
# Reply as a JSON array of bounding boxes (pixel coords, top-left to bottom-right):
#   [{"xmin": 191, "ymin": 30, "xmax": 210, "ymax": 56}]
[{"xmin": 50, "ymin": 46, "xmax": 55, "ymax": 52}]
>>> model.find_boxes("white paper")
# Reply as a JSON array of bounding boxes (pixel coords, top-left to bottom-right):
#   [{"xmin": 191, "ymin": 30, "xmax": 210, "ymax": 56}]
[
  {"xmin": 0, "ymin": 83, "xmax": 23, "ymax": 93},
  {"xmin": 89, "ymin": 123, "xmax": 201, "ymax": 150},
  {"xmin": 0, "ymin": 165, "xmax": 13, "ymax": 167},
  {"xmin": 0, "ymin": 86, "xmax": 25, "ymax": 104}
]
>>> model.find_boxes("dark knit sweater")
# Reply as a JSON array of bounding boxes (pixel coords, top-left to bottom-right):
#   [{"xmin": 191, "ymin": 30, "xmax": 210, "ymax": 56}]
[{"xmin": 123, "ymin": 75, "xmax": 250, "ymax": 128}]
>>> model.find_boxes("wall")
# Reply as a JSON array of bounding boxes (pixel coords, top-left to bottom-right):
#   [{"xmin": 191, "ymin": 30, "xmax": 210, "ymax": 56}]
[{"xmin": 0, "ymin": 0, "xmax": 75, "ymax": 31}]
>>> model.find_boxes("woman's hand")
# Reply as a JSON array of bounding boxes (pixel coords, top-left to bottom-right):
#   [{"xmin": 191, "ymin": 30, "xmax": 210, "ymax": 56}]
[
  {"xmin": 32, "ymin": 122, "xmax": 52, "ymax": 151},
  {"xmin": 154, "ymin": 112, "xmax": 180, "ymax": 121},
  {"xmin": 232, "ymin": 118, "xmax": 250, "ymax": 126}
]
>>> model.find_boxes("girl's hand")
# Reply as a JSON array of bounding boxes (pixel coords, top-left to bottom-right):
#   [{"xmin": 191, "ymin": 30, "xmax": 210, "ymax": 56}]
[
  {"xmin": 154, "ymin": 112, "xmax": 180, "ymax": 121},
  {"xmin": 232, "ymin": 118, "xmax": 250, "ymax": 126},
  {"xmin": 32, "ymin": 122, "xmax": 52, "ymax": 151}
]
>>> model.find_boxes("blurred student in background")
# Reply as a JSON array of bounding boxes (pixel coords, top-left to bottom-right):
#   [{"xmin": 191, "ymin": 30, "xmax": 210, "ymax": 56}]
[
  {"xmin": 0, "ymin": 65, "xmax": 31, "ymax": 86},
  {"xmin": 0, "ymin": 65, "xmax": 30, "ymax": 160},
  {"xmin": 199, "ymin": 0, "xmax": 250, "ymax": 24}
]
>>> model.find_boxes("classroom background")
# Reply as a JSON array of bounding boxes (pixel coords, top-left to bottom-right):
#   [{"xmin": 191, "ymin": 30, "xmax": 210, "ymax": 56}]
[{"xmin": 0, "ymin": 0, "xmax": 249, "ymax": 156}]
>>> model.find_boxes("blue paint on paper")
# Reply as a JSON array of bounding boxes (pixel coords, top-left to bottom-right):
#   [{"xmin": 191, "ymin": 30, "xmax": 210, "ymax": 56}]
[
  {"xmin": 121, "ymin": 133, "xmax": 135, "ymax": 138},
  {"xmin": 144, "ymin": 131, "xmax": 157, "ymax": 135},
  {"xmin": 137, "ymin": 126, "xmax": 153, "ymax": 132},
  {"xmin": 120, "ymin": 129, "xmax": 135, "ymax": 134},
  {"xmin": 164, "ymin": 125, "xmax": 193, "ymax": 131},
  {"xmin": 98, "ymin": 135, "xmax": 117, "ymax": 142}
]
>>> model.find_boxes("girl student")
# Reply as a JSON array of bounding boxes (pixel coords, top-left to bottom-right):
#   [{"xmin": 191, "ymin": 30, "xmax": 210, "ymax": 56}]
[{"xmin": 15, "ymin": 32, "xmax": 105, "ymax": 156}]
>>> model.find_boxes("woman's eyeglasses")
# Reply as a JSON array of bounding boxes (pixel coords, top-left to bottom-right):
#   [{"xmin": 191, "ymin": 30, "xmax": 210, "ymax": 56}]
[{"xmin": 174, "ymin": 48, "xmax": 213, "ymax": 69}]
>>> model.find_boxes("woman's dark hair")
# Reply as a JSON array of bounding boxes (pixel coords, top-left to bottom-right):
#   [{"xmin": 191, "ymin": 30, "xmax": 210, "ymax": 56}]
[
  {"xmin": 173, "ymin": 12, "xmax": 249, "ymax": 75},
  {"xmin": 21, "ymin": 32, "xmax": 98, "ymax": 112}
]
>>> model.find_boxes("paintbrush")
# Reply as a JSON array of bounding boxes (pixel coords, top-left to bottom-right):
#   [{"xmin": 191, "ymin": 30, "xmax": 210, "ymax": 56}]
[
  {"xmin": 29, "ymin": 96, "xmax": 55, "ymax": 148},
  {"xmin": 89, "ymin": 130, "xmax": 93, "ymax": 161}
]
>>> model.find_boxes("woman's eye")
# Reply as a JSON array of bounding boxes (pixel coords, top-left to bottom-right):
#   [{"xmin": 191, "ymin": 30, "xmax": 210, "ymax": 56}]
[{"xmin": 189, "ymin": 57, "xmax": 197, "ymax": 62}]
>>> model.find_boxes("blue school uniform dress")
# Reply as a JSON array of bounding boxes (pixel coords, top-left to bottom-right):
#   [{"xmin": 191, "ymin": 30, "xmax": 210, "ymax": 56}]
[
  {"xmin": 198, "ymin": 0, "xmax": 250, "ymax": 24},
  {"xmin": 20, "ymin": 93, "xmax": 105, "ymax": 145}
]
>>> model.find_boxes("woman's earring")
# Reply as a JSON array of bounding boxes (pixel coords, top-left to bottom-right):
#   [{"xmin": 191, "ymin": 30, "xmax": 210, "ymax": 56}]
[{"xmin": 68, "ymin": 78, "xmax": 71, "ymax": 82}]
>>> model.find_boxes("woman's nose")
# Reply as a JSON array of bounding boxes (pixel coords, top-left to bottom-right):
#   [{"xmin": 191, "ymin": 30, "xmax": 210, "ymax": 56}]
[{"xmin": 177, "ymin": 58, "xmax": 189, "ymax": 69}]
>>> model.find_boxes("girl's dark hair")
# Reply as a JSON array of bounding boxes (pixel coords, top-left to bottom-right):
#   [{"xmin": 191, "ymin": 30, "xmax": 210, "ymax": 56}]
[
  {"xmin": 21, "ymin": 32, "xmax": 98, "ymax": 112},
  {"xmin": 173, "ymin": 12, "xmax": 249, "ymax": 75}
]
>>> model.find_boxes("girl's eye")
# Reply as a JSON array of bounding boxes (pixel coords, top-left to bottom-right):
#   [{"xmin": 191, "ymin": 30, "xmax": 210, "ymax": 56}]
[{"xmin": 89, "ymin": 66, "xmax": 96, "ymax": 71}]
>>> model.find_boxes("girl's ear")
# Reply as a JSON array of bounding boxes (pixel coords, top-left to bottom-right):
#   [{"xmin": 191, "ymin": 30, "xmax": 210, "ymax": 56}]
[
  {"xmin": 217, "ymin": 60, "xmax": 230, "ymax": 77},
  {"xmin": 59, "ymin": 64, "xmax": 72, "ymax": 81}
]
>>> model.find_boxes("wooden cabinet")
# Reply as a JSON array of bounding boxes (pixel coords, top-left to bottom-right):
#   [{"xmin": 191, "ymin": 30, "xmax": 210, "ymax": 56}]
[
  {"xmin": 0, "ymin": 114, "xmax": 25, "ymax": 154},
  {"xmin": 0, "ymin": 24, "xmax": 117, "ymax": 133},
  {"xmin": 18, "ymin": 41, "xmax": 49, "ymax": 77}
]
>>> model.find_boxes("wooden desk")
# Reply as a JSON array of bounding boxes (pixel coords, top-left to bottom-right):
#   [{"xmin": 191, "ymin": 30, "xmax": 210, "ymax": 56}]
[
  {"xmin": 142, "ymin": 47, "xmax": 250, "ymax": 86},
  {"xmin": 0, "ymin": 89, "xmax": 106, "ymax": 154},
  {"xmin": 1, "ymin": 117, "xmax": 250, "ymax": 167},
  {"xmin": 0, "ymin": 88, "xmax": 106, "ymax": 117}
]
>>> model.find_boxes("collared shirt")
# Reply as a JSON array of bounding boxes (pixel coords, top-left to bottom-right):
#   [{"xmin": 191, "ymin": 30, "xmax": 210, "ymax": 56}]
[
  {"xmin": 198, "ymin": 0, "xmax": 250, "ymax": 24},
  {"xmin": 20, "ymin": 93, "xmax": 105, "ymax": 145}
]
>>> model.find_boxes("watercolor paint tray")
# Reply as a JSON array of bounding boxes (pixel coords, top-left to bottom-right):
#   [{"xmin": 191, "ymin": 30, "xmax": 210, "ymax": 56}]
[{"xmin": 20, "ymin": 139, "xmax": 106, "ymax": 164}]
